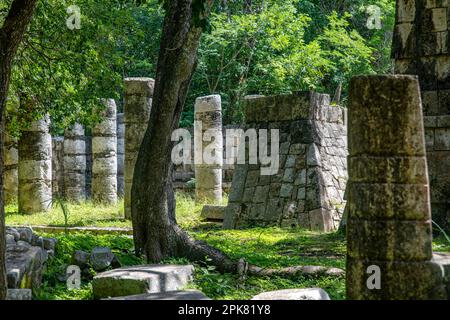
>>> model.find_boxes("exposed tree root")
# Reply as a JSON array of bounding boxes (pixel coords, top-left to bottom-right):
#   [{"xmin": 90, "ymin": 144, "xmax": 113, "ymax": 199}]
[{"xmin": 172, "ymin": 224, "xmax": 345, "ymax": 279}]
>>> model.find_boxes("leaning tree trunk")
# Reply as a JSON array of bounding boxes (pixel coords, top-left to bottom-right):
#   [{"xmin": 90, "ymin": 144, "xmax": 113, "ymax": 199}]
[
  {"xmin": 0, "ymin": 0, "xmax": 39, "ymax": 300},
  {"xmin": 131, "ymin": 0, "xmax": 238, "ymax": 271}
]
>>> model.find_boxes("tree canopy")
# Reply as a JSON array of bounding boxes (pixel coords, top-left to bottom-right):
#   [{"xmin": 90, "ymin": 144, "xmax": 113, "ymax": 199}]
[{"xmin": 1, "ymin": 0, "xmax": 395, "ymax": 132}]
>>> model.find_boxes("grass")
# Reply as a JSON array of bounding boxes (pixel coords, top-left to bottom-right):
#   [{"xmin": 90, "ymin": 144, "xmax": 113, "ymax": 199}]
[
  {"xmin": 8, "ymin": 191, "xmax": 450, "ymax": 300},
  {"xmin": 6, "ymin": 199, "xmax": 130, "ymax": 228}
]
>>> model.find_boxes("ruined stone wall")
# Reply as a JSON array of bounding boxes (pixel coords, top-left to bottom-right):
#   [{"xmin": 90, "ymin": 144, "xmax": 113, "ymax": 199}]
[
  {"xmin": 223, "ymin": 92, "xmax": 347, "ymax": 232},
  {"xmin": 393, "ymin": 0, "xmax": 450, "ymax": 226}
]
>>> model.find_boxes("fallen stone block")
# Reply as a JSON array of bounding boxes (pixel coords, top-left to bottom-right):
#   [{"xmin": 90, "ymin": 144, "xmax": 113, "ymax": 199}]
[
  {"xmin": 6, "ymin": 244, "xmax": 47, "ymax": 290},
  {"xmin": 90, "ymin": 247, "xmax": 115, "ymax": 271},
  {"xmin": 201, "ymin": 205, "xmax": 226, "ymax": 222},
  {"xmin": 6, "ymin": 289, "xmax": 32, "ymax": 300},
  {"xmin": 106, "ymin": 290, "xmax": 210, "ymax": 300},
  {"xmin": 434, "ymin": 252, "xmax": 450, "ymax": 298},
  {"xmin": 92, "ymin": 264, "xmax": 194, "ymax": 299},
  {"xmin": 251, "ymin": 288, "xmax": 331, "ymax": 300}
]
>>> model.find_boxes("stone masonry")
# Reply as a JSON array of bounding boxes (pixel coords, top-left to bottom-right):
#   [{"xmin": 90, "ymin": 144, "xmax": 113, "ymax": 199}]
[
  {"xmin": 51, "ymin": 137, "xmax": 64, "ymax": 196},
  {"xmin": 117, "ymin": 113, "xmax": 125, "ymax": 198},
  {"xmin": 124, "ymin": 77, "xmax": 154, "ymax": 219},
  {"xmin": 194, "ymin": 95, "xmax": 223, "ymax": 203},
  {"xmin": 393, "ymin": 0, "xmax": 450, "ymax": 227},
  {"xmin": 92, "ymin": 99, "xmax": 118, "ymax": 204},
  {"xmin": 63, "ymin": 123, "xmax": 86, "ymax": 203},
  {"xmin": 18, "ymin": 116, "xmax": 52, "ymax": 214},
  {"xmin": 346, "ymin": 75, "xmax": 446, "ymax": 299},
  {"xmin": 223, "ymin": 92, "xmax": 347, "ymax": 232},
  {"xmin": 3, "ymin": 130, "xmax": 18, "ymax": 204}
]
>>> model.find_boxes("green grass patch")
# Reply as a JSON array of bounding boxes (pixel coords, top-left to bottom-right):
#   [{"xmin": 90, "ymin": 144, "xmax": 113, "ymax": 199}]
[{"xmin": 6, "ymin": 199, "xmax": 130, "ymax": 228}]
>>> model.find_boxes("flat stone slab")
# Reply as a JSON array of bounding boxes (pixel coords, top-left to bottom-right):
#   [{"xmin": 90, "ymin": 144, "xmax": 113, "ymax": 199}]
[
  {"xmin": 251, "ymin": 288, "xmax": 330, "ymax": 300},
  {"xmin": 433, "ymin": 252, "xmax": 450, "ymax": 297},
  {"xmin": 6, "ymin": 244, "xmax": 47, "ymax": 289},
  {"xmin": 201, "ymin": 205, "xmax": 226, "ymax": 222},
  {"xmin": 93, "ymin": 264, "xmax": 194, "ymax": 299},
  {"xmin": 106, "ymin": 290, "xmax": 210, "ymax": 300},
  {"xmin": 6, "ymin": 289, "xmax": 32, "ymax": 300}
]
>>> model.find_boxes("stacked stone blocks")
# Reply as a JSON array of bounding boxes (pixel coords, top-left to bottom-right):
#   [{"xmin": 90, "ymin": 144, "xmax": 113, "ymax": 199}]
[
  {"xmin": 223, "ymin": 91, "xmax": 347, "ymax": 232},
  {"xmin": 346, "ymin": 75, "xmax": 446, "ymax": 299}
]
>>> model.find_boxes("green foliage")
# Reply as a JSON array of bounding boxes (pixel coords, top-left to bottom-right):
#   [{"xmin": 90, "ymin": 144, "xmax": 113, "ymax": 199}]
[
  {"xmin": 6, "ymin": 0, "xmax": 164, "ymax": 136},
  {"xmin": 182, "ymin": 0, "xmax": 395, "ymax": 124},
  {"xmin": 34, "ymin": 232, "xmax": 142, "ymax": 300}
]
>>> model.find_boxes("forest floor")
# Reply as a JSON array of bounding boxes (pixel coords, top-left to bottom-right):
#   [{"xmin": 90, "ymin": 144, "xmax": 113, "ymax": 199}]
[{"xmin": 5, "ymin": 192, "xmax": 450, "ymax": 300}]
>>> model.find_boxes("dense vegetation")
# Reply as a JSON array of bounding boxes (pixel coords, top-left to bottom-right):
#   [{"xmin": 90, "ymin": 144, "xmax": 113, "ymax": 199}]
[{"xmin": 1, "ymin": 0, "xmax": 395, "ymax": 134}]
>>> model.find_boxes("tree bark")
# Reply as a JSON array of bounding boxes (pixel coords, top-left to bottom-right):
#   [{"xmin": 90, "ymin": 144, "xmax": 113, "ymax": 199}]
[{"xmin": 0, "ymin": 0, "xmax": 38, "ymax": 300}]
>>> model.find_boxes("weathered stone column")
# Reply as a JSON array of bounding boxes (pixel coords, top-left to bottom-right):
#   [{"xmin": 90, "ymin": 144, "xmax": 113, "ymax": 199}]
[
  {"xmin": 116, "ymin": 113, "xmax": 125, "ymax": 198},
  {"xmin": 194, "ymin": 95, "xmax": 223, "ymax": 203},
  {"xmin": 124, "ymin": 78, "xmax": 154, "ymax": 219},
  {"xmin": 18, "ymin": 116, "xmax": 52, "ymax": 214},
  {"xmin": 3, "ymin": 131, "xmax": 18, "ymax": 204},
  {"xmin": 63, "ymin": 123, "xmax": 86, "ymax": 203},
  {"xmin": 346, "ymin": 75, "xmax": 446, "ymax": 299},
  {"xmin": 92, "ymin": 99, "xmax": 117, "ymax": 204},
  {"xmin": 52, "ymin": 137, "xmax": 64, "ymax": 196}
]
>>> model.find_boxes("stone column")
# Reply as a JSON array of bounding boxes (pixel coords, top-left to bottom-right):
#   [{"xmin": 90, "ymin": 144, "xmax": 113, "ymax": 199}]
[
  {"xmin": 18, "ymin": 116, "xmax": 52, "ymax": 214},
  {"xmin": 63, "ymin": 123, "xmax": 86, "ymax": 203},
  {"xmin": 116, "ymin": 113, "xmax": 125, "ymax": 198},
  {"xmin": 3, "ymin": 131, "xmax": 18, "ymax": 204},
  {"xmin": 124, "ymin": 77, "xmax": 154, "ymax": 219},
  {"xmin": 51, "ymin": 137, "xmax": 64, "ymax": 196},
  {"xmin": 346, "ymin": 75, "xmax": 446, "ymax": 299},
  {"xmin": 194, "ymin": 95, "xmax": 223, "ymax": 203},
  {"xmin": 92, "ymin": 99, "xmax": 117, "ymax": 204}
]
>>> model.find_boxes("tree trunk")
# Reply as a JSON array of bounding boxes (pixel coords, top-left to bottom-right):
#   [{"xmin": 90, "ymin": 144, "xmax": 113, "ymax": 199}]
[
  {"xmin": 0, "ymin": 0, "xmax": 38, "ymax": 300},
  {"xmin": 131, "ymin": 0, "xmax": 225, "ymax": 263}
]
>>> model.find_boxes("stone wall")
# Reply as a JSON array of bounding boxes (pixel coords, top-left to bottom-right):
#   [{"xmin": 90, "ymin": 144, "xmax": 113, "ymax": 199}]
[
  {"xmin": 223, "ymin": 92, "xmax": 347, "ymax": 232},
  {"xmin": 393, "ymin": 0, "xmax": 450, "ymax": 226}
]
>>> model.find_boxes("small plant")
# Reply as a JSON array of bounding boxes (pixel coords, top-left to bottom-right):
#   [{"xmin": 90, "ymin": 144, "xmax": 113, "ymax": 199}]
[
  {"xmin": 51, "ymin": 196, "xmax": 70, "ymax": 234},
  {"xmin": 432, "ymin": 220, "xmax": 450, "ymax": 245},
  {"xmin": 185, "ymin": 178, "xmax": 196, "ymax": 189}
]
